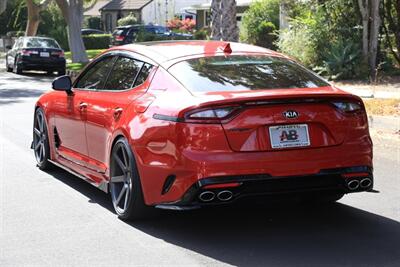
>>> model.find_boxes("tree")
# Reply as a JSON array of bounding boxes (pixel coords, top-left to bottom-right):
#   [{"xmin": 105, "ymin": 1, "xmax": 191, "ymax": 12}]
[
  {"xmin": 210, "ymin": 0, "xmax": 238, "ymax": 42},
  {"xmin": 25, "ymin": 0, "xmax": 52, "ymax": 36},
  {"xmin": 210, "ymin": 0, "xmax": 222, "ymax": 40},
  {"xmin": 0, "ymin": 0, "xmax": 6, "ymax": 15},
  {"xmin": 54, "ymin": 0, "xmax": 97, "ymax": 63},
  {"xmin": 382, "ymin": 0, "xmax": 400, "ymax": 66},
  {"xmin": 357, "ymin": 0, "xmax": 381, "ymax": 80}
]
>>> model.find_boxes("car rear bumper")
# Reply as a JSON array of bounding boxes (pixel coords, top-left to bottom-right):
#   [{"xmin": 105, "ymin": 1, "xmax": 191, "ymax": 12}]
[
  {"xmin": 18, "ymin": 58, "xmax": 66, "ymax": 70},
  {"xmin": 155, "ymin": 166, "xmax": 373, "ymax": 210}
]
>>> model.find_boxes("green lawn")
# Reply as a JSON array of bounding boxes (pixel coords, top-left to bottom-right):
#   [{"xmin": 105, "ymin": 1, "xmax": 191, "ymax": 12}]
[{"xmin": 65, "ymin": 49, "xmax": 105, "ymax": 71}]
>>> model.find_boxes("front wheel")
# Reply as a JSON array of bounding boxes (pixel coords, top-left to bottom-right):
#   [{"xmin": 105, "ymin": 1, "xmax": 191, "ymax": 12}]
[
  {"xmin": 109, "ymin": 138, "xmax": 156, "ymax": 220},
  {"xmin": 33, "ymin": 108, "xmax": 52, "ymax": 170}
]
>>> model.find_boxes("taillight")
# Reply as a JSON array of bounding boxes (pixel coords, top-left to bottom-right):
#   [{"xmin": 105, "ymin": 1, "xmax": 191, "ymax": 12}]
[
  {"xmin": 51, "ymin": 51, "xmax": 64, "ymax": 57},
  {"xmin": 184, "ymin": 106, "xmax": 241, "ymax": 123},
  {"xmin": 115, "ymin": 35, "xmax": 124, "ymax": 41},
  {"xmin": 21, "ymin": 49, "xmax": 38, "ymax": 56},
  {"xmin": 332, "ymin": 101, "xmax": 362, "ymax": 113}
]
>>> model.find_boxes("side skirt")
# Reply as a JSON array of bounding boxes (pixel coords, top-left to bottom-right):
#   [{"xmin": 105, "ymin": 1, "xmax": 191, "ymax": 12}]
[{"xmin": 48, "ymin": 159, "xmax": 109, "ymax": 193}]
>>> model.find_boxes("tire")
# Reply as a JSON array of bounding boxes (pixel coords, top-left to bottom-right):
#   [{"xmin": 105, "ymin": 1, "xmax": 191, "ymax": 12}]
[
  {"xmin": 109, "ymin": 138, "xmax": 156, "ymax": 220},
  {"xmin": 14, "ymin": 58, "xmax": 23, "ymax": 74},
  {"xmin": 47, "ymin": 70, "xmax": 53, "ymax": 75},
  {"xmin": 33, "ymin": 108, "xmax": 52, "ymax": 170},
  {"xmin": 6, "ymin": 58, "xmax": 12, "ymax": 72},
  {"xmin": 58, "ymin": 69, "xmax": 66, "ymax": 76}
]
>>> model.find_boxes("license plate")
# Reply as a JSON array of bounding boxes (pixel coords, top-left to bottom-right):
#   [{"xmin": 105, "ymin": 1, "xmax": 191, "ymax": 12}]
[
  {"xmin": 269, "ymin": 124, "xmax": 310, "ymax": 149},
  {"xmin": 40, "ymin": 52, "xmax": 50, "ymax": 57}
]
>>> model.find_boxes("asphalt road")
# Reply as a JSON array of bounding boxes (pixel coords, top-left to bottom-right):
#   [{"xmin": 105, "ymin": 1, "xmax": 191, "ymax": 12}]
[{"xmin": 1, "ymin": 69, "xmax": 399, "ymax": 267}]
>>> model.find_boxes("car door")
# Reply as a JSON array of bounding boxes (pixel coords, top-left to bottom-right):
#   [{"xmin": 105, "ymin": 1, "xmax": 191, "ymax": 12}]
[
  {"xmin": 84, "ymin": 54, "xmax": 154, "ymax": 174},
  {"xmin": 53, "ymin": 55, "xmax": 116, "ymax": 168}
]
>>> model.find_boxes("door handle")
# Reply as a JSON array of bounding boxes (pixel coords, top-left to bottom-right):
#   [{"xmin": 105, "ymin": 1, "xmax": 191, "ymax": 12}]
[
  {"xmin": 113, "ymin": 107, "xmax": 123, "ymax": 119},
  {"xmin": 79, "ymin": 102, "xmax": 88, "ymax": 110}
]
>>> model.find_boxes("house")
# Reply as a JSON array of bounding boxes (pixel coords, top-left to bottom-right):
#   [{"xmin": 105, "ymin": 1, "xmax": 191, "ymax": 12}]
[
  {"xmin": 100, "ymin": 0, "xmax": 153, "ymax": 32},
  {"xmin": 187, "ymin": 0, "xmax": 253, "ymax": 30},
  {"xmin": 85, "ymin": 0, "xmax": 208, "ymax": 32}
]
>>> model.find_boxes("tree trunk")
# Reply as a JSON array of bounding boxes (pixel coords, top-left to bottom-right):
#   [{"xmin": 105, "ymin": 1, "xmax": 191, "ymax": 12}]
[
  {"xmin": 55, "ymin": 0, "xmax": 88, "ymax": 63},
  {"xmin": 358, "ymin": 0, "xmax": 370, "ymax": 59},
  {"xmin": 210, "ymin": 0, "xmax": 222, "ymax": 40},
  {"xmin": 369, "ymin": 0, "xmax": 381, "ymax": 80},
  {"xmin": 221, "ymin": 0, "xmax": 238, "ymax": 42},
  {"xmin": 279, "ymin": 2, "xmax": 289, "ymax": 30},
  {"xmin": 0, "ymin": 0, "xmax": 7, "ymax": 15},
  {"xmin": 25, "ymin": 0, "xmax": 41, "ymax": 36}
]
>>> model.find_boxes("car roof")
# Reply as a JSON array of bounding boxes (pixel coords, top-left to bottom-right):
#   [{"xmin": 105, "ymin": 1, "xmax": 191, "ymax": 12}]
[
  {"xmin": 107, "ymin": 40, "xmax": 286, "ymax": 68},
  {"xmin": 19, "ymin": 36, "xmax": 55, "ymax": 40}
]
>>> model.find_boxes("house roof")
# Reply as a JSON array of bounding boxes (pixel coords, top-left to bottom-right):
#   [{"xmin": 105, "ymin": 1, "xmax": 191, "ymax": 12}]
[
  {"xmin": 84, "ymin": 1, "xmax": 110, "ymax": 16},
  {"xmin": 100, "ymin": 0, "xmax": 153, "ymax": 11}
]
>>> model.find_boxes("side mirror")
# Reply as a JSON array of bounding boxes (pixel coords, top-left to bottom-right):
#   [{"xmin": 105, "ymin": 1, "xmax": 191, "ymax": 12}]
[
  {"xmin": 5, "ymin": 45, "xmax": 12, "ymax": 49},
  {"xmin": 52, "ymin": 75, "xmax": 73, "ymax": 95}
]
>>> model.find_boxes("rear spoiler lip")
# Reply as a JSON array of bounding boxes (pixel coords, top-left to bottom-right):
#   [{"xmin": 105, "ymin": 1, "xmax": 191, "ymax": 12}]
[{"xmin": 177, "ymin": 92, "xmax": 362, "ymax": 118}]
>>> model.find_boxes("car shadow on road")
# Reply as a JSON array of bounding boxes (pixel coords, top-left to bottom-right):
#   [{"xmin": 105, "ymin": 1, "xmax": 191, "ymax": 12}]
[{"xmin": 46, "ymin": 167, "xmax": 400, "ymax": 266}]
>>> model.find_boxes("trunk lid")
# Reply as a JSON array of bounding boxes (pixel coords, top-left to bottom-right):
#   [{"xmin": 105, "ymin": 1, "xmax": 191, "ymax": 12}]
[{"xmin": 192, "ymin": 86, "xmax": 359, "ymax": 152}]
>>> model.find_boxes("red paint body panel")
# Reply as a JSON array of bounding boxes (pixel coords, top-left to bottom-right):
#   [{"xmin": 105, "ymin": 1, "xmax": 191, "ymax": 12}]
[{"xmin": 35, "ymin": 41, "xmax": 373, "ymax": 207}]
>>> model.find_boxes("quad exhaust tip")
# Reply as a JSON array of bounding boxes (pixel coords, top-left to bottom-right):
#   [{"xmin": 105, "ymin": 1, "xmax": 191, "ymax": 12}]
[
  {"xmin": 217, "ymin": 190, "xmax": 233, "ymax": 201},
  {"xmin": 360, "ymin": 178, "xmax": 372, "ymax": 189},
  {"xmin": 347, "ymin": 180, "xmax": 360, "ymax": 190},
  {"xmin": 199, "ymin": 191, "xmax": 215, "ymax": 202}
]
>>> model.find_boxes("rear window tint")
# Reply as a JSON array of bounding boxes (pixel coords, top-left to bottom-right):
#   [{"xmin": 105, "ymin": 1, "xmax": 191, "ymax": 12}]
[
  {"xmin": 113, "ymin": 29, "xmax": 126, "ymax": 36},
  {"xmin": 24, "ymin": 38, "xmax": 60, "ymax": 49},
  {"xmin": 168, "ymin": 55, "xmax": 329, "ymax": 92}
]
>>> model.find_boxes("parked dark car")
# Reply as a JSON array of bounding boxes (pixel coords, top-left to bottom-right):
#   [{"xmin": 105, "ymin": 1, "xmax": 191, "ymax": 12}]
[
  {"xmin": 6, "ymin": 37, "xmax": 66, "ymax": 75},
  {"xmin": 81, "ymin": 28, "xmax": 106, "ymax": 35},
  {"xmin": 111, "ymin": 24, "xmax": 192, "ymax": 46}
]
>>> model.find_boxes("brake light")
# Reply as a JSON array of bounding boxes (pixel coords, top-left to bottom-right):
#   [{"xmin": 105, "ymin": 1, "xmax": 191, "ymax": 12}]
[
  {"xmin": 21, "ymin": 49, "xmax": 38, "ymax": 56},
  {"xmin": 115, "ymin": 35, "xmax": 124, "ymax": 41},
  {"xmin": 184, "ymin": 106, "xmax": 241, "ymax": 123},
  {"xmin": 332, "ymin": 101, "xmax": 362, "ymax": 113},
  {"xmin": 51, "ymin": 51, "xmax": 64, "ymax": 57}
]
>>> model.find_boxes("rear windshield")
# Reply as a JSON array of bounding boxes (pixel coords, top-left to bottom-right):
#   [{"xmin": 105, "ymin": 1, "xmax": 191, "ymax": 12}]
[
  {"xmin": 168, "ymin": 55, "xmax": 329, "ymax": 92},
  {"xmin": 24, "ymin": 38, "xmax": 60, "ymax": 49},
  {"xmin": 113, "ymin": 29, "xmax": 126, "ymax": 36}
]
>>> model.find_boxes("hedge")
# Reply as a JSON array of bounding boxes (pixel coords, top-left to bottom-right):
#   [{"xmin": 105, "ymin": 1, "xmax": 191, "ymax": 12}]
[{"xmin": 83, "ymin": 34, "xmax": 111, "ymax": 50}]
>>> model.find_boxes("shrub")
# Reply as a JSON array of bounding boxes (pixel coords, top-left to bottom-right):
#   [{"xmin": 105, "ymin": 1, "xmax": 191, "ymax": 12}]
[
  {"xmin": 314, "ymin": 40, "xmax": 361, "ymax": 80},
  {"xmin": 83, "ymin": 34, "xmax": 111, "ymax": 49},
  {"xmin": 117, "ymin": 12, "xmax": 137, "ymax": 26},
  {"xmin": 241, "ymin": 0, "xmax": 280, "ymax": 48},
  {"xmin": 167, "ymin": 18, "xmax": 196, "ymax": 33},
  {"xmin": 276, "ymin": 19, "xmax": 319, "ymax": 67},
  {"xmin": 193, "ymin": 27, "xmax": 210, "ymax": 40},
  {"xmin": 85, "ymin": 17, "xmax": 102, "ymax": 30}
]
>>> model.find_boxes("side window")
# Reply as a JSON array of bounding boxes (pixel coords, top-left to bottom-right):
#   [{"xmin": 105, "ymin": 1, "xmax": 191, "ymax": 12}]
[
  {"xmin": 134, "ymin": 63, "xmax": 153, "ymax": 87},
  {"xmin": 75, "ymin": 56, "xmax": 115, "ymax": 89},
  {"xmin": 104, "ymin": 57, "xmax": 143, "ymax": 91}
]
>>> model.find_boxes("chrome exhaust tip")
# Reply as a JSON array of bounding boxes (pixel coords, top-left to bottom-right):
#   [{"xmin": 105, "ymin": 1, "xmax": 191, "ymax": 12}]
[
  {"xmin": 199, "ymin": 191, "xmax": 215, "ymax": 202},
  {"xmin": 217, "ymin": 190, "xmax": 233, "ymax": 201},
  {"xmin": 360, "ymin": 178, "xmax": 372, "ymax": 189},
  {"xmin": 347, "ymin": 180, "xmax": 360, "ymax": 190}
]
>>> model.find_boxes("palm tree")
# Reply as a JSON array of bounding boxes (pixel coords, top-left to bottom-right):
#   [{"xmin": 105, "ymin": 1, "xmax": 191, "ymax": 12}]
[
  {"xmin": 221, "ymin": 0, "xmax": 239, "ymax": 42},
  {"xmin": 211, "ymin": 0, "xmax": 239, "ymax": 42},
  {"xmin": 210, "ymin": 0, "xmax": 222, "ymax": 40}
]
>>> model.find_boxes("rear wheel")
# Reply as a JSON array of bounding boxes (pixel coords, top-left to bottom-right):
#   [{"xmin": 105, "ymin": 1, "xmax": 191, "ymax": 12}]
[
  {"xmin": 47, "ymin": 70, "xmax": 53, "ymax": 75},
  {"xmin": 58, "ymin": 69, "xmax": 66, "ymax": 76},
  {"xmin": 33, "ymin": 108, "xmax": 52, "ymax": 170},
  {"xmin": 6, "ymin": 58, "xmax": 12, "ymax": 72},
  {"xmin": 110, "ymin": 138, "xmax": 155, "ymax": 220},
  {"xmin": 14, "ymin": 58, "xmax": 22, "ymax": 74}
]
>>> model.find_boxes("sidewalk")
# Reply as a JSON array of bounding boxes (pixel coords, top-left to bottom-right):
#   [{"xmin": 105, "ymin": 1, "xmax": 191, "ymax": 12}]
[{"xmin": 334, "ymin": 81, "xmax": 400, "ymax": 99}]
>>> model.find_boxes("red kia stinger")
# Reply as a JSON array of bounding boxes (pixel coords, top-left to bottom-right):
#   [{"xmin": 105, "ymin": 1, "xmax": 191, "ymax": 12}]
[{"xmin": 32, "ymin": 41, "xmax": 373, "ymax": 220}]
